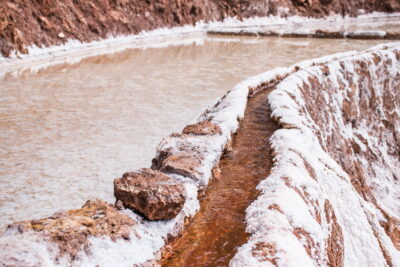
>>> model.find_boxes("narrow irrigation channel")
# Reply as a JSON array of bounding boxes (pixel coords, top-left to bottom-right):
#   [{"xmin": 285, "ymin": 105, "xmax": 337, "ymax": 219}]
[{"xmin": 161, "ymin": 87, "xmax": 278, "ymax": 266}]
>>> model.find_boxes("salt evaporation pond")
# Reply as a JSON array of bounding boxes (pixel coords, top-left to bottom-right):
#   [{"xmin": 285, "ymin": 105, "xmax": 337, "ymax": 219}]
[{"xmin": 0, "ymin": 36, "xmax": 394, "ymax": 231}]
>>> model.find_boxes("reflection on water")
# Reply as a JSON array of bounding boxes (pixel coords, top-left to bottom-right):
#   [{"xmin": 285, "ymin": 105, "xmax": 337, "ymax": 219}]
[{"xmin": 0, "ymin": 36, "xmax": 392, "ymax": 231}]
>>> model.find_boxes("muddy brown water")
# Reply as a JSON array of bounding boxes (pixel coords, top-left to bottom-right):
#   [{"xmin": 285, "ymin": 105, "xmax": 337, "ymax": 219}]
[{"xmin": 161, "ymin": 88, "xmax": 277, "ymax": 266}]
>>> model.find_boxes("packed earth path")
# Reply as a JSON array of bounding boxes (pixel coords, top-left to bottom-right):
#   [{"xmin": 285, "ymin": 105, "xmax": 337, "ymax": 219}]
[{"xmin": 160, "ymin": 87, "xmax": 277, "ymax": 266}]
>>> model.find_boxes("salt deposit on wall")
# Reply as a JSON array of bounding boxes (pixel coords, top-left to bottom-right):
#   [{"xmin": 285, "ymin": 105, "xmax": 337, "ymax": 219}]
[{"xmin": 231, "ymin": 43, "xmax": 400, "ymax": 266}]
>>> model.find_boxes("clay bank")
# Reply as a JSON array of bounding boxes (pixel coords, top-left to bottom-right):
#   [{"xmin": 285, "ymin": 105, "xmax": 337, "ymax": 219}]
[{"xmin": 2, "ymin": 0, "xmax": 400, "ymax": 57}]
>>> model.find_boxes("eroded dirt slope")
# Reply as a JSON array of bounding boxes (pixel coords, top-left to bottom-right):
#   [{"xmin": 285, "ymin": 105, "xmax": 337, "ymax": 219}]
[{"xmin": 1, "ymin": 0, "xmax": 400, "ymax": 57}]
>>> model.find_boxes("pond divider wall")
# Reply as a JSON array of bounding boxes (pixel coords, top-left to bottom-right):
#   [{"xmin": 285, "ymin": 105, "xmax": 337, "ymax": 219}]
[{"xmin": 208, "ymin": 29, "xmax": 400, "ymax": 40}]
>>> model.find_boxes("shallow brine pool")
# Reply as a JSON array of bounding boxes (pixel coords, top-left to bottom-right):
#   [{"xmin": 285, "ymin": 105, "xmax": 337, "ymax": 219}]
[{"xmin": 0, "ymin": 35, "xmax": 394, "ymax": 231}]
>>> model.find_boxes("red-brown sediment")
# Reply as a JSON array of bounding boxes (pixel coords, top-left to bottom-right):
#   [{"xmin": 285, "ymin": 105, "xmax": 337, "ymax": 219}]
[
  {"xmin": 251, "ymin": 242, "xmax": 279, "ymax": 265},
  {"xmin": 324, "ymin": 200, "xmax": 344, "ymax": 267}
]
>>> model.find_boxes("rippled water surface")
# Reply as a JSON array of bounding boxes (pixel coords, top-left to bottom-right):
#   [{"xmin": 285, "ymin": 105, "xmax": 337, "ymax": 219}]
[{"xmin": 0, "ymin": 35, "xmax": 393, "ymax": 231}]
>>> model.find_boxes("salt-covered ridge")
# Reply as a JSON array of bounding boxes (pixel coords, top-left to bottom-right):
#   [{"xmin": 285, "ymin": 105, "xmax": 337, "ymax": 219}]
[
  {"xmin": 208, "ymin": 12, "xmax": 400, "ymax": 39},
  {"xmin": 208, "ymin": 28, "xmax": 400, "ymax": 40},
  {"xmin": 1, "ymin": 42, "xmax": 399, "ymax": 266},
  {"xmin": 231, "ymin": 42, "xmax": 400, "ymax": 266}
]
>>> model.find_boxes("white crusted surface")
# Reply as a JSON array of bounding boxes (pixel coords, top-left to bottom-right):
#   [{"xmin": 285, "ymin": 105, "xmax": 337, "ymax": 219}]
[
  {"xmin": 231, "ymin": 43, "xmax": 400, "ymax": 266},
  {"xmin": 0, "ymin": 230, "xmax": 67, "ymax": 267}
]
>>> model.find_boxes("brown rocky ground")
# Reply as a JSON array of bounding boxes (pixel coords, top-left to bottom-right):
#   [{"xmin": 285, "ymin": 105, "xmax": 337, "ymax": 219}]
[{"xmin": 1, "ymin": 0, "xmax": 399, "ymax": 57}]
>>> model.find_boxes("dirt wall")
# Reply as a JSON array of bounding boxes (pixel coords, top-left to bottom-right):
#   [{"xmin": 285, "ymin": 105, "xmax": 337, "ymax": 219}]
[{"xmin": 1, "ymin": 0, "xmax": 399, "ymax": 57}]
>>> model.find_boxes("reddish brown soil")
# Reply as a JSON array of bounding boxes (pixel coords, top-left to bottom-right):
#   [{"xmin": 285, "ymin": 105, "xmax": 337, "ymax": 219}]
[
  {"xmin": 1, "ymin": 0, "xmax": 399, "ymax": 57},
  {"xmin": 160, "ymin": 87, "xmax": 277, "ymax": 266},
  {"xmin": 324, "ymin": 200, "xmax": 344, "ymax": 267}
]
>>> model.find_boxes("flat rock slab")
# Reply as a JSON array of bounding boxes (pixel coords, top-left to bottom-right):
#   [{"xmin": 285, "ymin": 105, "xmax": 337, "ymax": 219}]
[
  {"xmin": 182, "ymin": 121, "xmax": 222, "ymax": 136},
  {"xmin": 158, "ymin": 151, "xmax": 203, "ymax": 181},
  {"xmin": 151, "ymin": 132, "xmax": 213, "ymax": 184},
  {"xmin": 114, "ymin": 168, "xmax": 185, "ymax": 221},
  {"xmin": 6, "ymin": 199, "xmax": 134, "ymax": 260}
]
